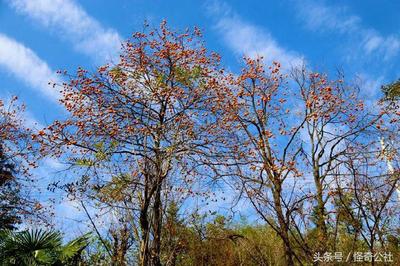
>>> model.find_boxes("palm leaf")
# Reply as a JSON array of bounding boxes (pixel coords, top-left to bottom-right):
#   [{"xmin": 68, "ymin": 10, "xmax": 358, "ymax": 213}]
[
  {"xmin": 14, "ymin": 229, "xmax": 62, "ymax": 252},
  {"xmin": 0, "ymin": 229, "xmax": 90, "ymax": 265},
  {"xmin": 58, "ymin": 233, "xmax": 91, "ymax": 262},
  {"xmin": 0, "ymin": 229, "xmax": 61, "ymax": 265}
]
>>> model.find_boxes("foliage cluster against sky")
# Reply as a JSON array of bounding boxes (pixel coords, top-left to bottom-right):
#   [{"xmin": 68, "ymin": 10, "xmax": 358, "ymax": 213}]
[{"xmin": 0, "ymin": 1, "xmax": 400, "ymax": 265}]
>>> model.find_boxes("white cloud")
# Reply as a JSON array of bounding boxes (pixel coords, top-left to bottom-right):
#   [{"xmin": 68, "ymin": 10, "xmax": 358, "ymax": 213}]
[
  {"xmin": 297, "ymin": 1, "xmax": 360, "ymax": 34},
  {"xmin": 208, "ymin": 1, "xmax": 304, "ymax": 69},
  {"xmin": 57, "ymin": 198, "xmax": 82, "ymax": 219},
  {"xmin": 0, "ymin": 34, "xmax": 60, "ymax": 100},
  {"xmin": 363, "ymin": 35, "xmax": 382, "ymax": 54},
  {"xmin": 362, "ymin": 33, "xmax": 400, "ymax": 60},
  {"xmin": 9, "ymin": 0, "xmax": 122, "ymax": 62},
  {"xmin": 357, "ymin": 73, "xmax": 385, "ymax": 96},
  {"xmin": 295, "ymin": 1, "xmax": 400, "ymax": 60},
  {"xmin": 354, "ymin": 73, "xmax": 386, "ymax": 108},
  {"xmin": 43, "ymin": 157, "xmax": 65, "ymax": 171},
  {"xmin": 22, "ymin": 110, "xmax": 45, "ymax": 131}
]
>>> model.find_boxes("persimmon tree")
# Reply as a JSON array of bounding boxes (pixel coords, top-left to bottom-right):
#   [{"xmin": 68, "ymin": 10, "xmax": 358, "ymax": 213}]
[
  {"xmin": 218, "ymin": 58, "xmax": 308, "ymax": 265},
  {"xmin": 290, "ymin": 68, "xmax": 382, "ymax": 256},
  {"xmin": 331, "ymin": 88, "xmax": 400, "ymax": 263},
  {"xmin": 218, "ymin": 58, "xmax": 385, "ymax": 265},
  {"xmin": 333, "ymin": 140, "xmax": 399, "ymax": 264},
  {"xmin": 35, "ymin": 21, "xmax": 224, "ymax": 266},
  {"xmin": 0, "ymin": 97, "xmax": 42, "ymax": 229}
]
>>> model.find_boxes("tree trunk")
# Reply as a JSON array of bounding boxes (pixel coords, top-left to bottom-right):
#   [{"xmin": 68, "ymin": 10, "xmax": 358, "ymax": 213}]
[
  {"xmin": 151, "ymin": 184, "xmax": 162, "ymax": 266},
  {"xmin": 110, "ymin": 225, "xmax": 130, "ymax": 266},
  {"xmin": 314, "ymin": 169, "xmax": 328, "ymax": 254},
  {"xmin": 272, "ymin": 183, "xmax": 295, "ymax": 266},
  {"xmin": 139, "ymin": 200, "xmax": 150, "ymax": 266}
]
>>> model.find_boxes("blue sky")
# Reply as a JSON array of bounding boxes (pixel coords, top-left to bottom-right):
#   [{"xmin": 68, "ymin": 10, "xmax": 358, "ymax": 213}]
[
  {"xmin": 1, "ymin": 0, "xmax": 400, "ymax": 229},
  {"xmin": 1, "ymin": 0, "xmax": 400, "ymax": 124}
]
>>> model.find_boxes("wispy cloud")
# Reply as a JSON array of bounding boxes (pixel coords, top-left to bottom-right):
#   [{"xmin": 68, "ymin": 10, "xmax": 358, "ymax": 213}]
[
  {"xmin": 353, "ymin": 72, "xmax": 386, "ymax": 106},
  {"xmin": 8, "ymin": 0, "xmax": 122, "ymax": 62},
  {"xmin": 295, "ymin": 0, "xmax": 400, "ymax": 60},
  {"xmin": 0, "ymin": 34, "xmax": 60, "ymax": 100},
  {"xmin": 297, "ymin": 2, "xmax": 360, "ymax": 34},
  {"xmin": 23, "ymin": 110, "xmax": 45, "ymax": 131},
  {"xmin": 207, "ymin": 1, "xmax": 304, "ymax": 69}
]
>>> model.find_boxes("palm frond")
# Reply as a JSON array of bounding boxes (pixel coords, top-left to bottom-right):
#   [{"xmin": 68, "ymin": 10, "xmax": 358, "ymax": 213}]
[
  {"xmin": 58, "ymin": 233, "xmax": 91, "ymax": 262},
  {"xmin": 14, "ymin": 229, "xmax": 62, "ymax": 252}
]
